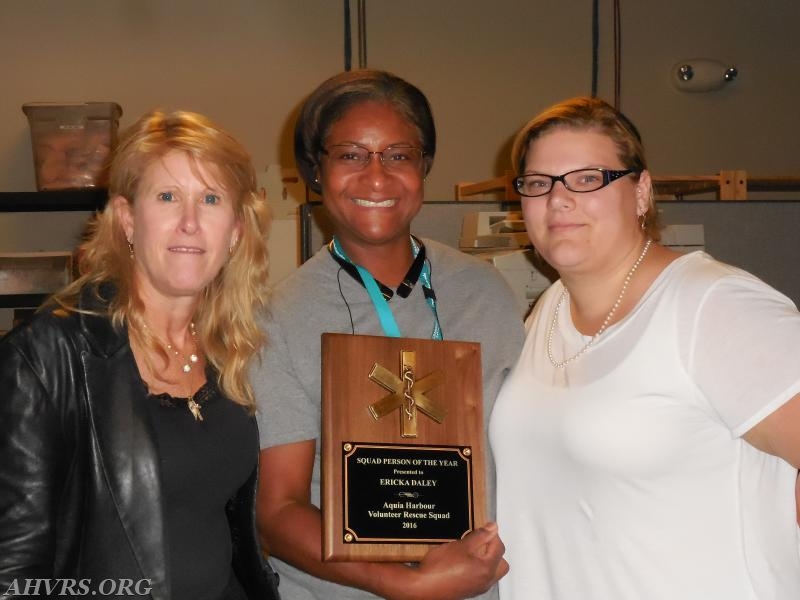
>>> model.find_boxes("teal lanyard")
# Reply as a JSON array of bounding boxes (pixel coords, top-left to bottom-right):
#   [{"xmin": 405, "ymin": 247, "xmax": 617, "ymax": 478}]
[{"xmin": 329, "ymin": 236, "xmax": 443, "ymax": 340}]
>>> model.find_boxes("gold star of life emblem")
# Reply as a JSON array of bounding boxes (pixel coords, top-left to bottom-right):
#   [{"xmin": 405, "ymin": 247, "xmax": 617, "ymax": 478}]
[{"xmin": 368, "ymin": 350, "xmax": 446, "ymax": 438}]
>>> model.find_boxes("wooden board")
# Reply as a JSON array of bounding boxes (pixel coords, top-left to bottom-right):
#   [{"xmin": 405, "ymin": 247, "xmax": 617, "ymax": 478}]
[{"xmin": 321, "ymin": 333, "xmax": 486, "ymax": 562}]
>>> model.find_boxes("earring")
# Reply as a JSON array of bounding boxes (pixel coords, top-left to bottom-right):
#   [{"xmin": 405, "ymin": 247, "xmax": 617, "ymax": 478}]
[
  {"xmin": 127, "ymin": 239, "xmax": 134, "ymax": 258},
  {"xmin": 638, "ymin": 212, "xmax": 647, "ymax": 231}
]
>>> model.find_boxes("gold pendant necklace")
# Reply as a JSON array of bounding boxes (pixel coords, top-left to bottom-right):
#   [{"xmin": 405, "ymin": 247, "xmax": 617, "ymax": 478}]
[
  {"xmin": 144, "ymin": 321, "xmax": 203, "ymax": 421},
  {"xmin": 187, "ymin": 394, "xmax": 203, "ymax": 422},
  {"xmin": 547, "ymin": 238, "xmax": 652, "ymax": 369},
  {"xmin": 179, "ymin": 324, "xmax": 203, "ymax": 421}
]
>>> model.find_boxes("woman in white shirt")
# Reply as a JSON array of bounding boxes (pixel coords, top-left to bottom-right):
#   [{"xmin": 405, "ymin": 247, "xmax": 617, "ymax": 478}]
[{"xmin": 489, "ymin": 95, "xmax": 800, "ymax": 600}]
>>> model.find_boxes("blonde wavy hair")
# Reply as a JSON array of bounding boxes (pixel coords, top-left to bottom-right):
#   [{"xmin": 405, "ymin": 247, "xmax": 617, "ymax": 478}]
[{"xmin": 50, "ymin": 109, "xmax": 271, "ymax": 410}]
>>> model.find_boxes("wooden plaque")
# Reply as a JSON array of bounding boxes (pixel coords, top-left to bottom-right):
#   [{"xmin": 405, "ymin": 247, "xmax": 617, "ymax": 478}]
[{"xmin": 321, "ymin": 333, "xmax": 487, "ymax": 562}]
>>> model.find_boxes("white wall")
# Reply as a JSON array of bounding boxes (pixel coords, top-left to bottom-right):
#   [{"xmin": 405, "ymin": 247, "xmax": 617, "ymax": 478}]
[
  {"xmin": 0, "ymin": 0, "xmax": 344, "ymax": 189},
  {"xmin": 0, "ymin": 0, "xmax": 798, "ymax": 301},
  {"xmin": 1, "ymin": 0, "xmax": 798, "ymax": 199}
]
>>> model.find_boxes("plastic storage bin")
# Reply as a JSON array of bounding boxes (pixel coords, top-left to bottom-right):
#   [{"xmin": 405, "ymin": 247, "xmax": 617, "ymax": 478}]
[{"xmin": 22, "ymin": 102, "xmax": 123, "ymax": 191}]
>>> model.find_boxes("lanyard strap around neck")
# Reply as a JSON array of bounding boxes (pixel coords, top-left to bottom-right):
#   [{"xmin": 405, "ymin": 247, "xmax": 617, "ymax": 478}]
[{"xmin": 329, "ymin": 236, "xmax": 442, "ymax": 340}]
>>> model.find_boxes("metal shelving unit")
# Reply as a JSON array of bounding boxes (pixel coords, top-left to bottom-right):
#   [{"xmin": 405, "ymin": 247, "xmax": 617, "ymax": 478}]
[
  {"xmin": 0, "ymin": 188, "xmax": 107, "ymax": 212},
  {"xmin": 0, "ymin": 189, "xmax": 104, "ymax": 317}
]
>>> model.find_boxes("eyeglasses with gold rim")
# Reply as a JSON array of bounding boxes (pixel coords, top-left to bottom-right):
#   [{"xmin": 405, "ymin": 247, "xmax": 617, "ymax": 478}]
[{"xmin": 322, "ymin": 143, "xmax": 425, "ymax": 172}]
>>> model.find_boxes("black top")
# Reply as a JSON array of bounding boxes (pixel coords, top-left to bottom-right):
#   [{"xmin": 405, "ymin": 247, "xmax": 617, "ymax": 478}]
[{"xmin": 143, "ymin": 374, "xmax": 257, "ymax": 600}]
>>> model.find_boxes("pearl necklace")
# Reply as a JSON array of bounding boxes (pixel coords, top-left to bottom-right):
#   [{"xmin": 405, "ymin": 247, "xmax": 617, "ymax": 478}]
[
  {"xmin": 547, "ymin": 238, "xmax": 652, "ymax": 369},
  {"xmin": 165, "ymin": 322, "xmax": 199, "ymax": 373}
]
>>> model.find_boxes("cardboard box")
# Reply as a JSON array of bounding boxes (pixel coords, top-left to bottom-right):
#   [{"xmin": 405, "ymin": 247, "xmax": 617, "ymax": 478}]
[{"xmin": 22, "ymin": 102, "xmax": 122, "ymax": 190}]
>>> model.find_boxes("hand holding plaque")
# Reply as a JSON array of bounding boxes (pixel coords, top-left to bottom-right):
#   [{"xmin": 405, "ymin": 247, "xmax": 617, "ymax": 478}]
[{"xmin": 321, "ymin": 333, "xmax": 487, "ymax": 562}]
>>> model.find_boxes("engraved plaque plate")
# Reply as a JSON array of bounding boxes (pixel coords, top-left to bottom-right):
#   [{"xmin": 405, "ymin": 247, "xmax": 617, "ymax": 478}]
[{"xmin": 343, "ymin": 443, "xmax": 473, "ymax": 543}]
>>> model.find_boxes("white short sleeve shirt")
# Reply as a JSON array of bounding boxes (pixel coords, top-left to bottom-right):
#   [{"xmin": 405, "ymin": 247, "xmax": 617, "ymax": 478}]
[{"xmin": 490, "ymin": 252, "xmax": 800, "ymax": 600}]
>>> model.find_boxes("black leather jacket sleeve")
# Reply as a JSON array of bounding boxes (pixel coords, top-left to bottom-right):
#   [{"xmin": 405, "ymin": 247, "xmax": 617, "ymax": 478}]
[{"xmin": 0, "ymin": 326, "xmax": 77, "ymax": 584}]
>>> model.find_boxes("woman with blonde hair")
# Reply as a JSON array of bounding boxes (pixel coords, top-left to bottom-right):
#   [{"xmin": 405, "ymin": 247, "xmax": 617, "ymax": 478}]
[{"xmin": 0, "ymin": 109, "xmax": 280, "ymax": 600}]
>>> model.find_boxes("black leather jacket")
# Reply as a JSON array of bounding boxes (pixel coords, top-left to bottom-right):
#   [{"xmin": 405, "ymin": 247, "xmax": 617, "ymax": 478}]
[{"xmin": 0, "ymin": 290, "xmax": 279, "ymax": 599}]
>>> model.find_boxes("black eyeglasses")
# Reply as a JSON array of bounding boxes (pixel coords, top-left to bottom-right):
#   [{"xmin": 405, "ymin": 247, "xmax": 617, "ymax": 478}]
[
  {"xmin": 513, "ymin": 168, "xmax": 638, "ymax": 197},
  {"xmin": 322, "ymin": 143, "xmax": 425, "ymax": 173}
]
